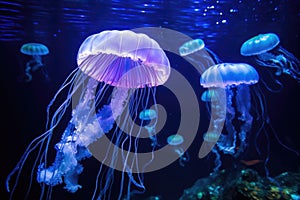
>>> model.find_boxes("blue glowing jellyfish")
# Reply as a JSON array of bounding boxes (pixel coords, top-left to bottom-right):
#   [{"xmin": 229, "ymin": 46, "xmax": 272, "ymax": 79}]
[
  {"xmin": 139, "ymin": 109, "xmax": 158, "ymax": 146},
  {"xmin": 201, "ymin": 63, "xmax": 259, "ymax": 158},
  {"xmin": 139, "ymin": 109, "xmax": 157, "ymax": 121},
  {"xmin": 203, "ymin": 131, "xmax": 222, "ymax": 172},
  {"xmin": 201, "ymin": 89, "xmax": 219, "ymax": 102},
  {"xmin": 241, "ymin": 33, "xmax": 300, "ymax": 82},
  {"xmin": 167, "ymin": 134, "xmax": 189, "ymax": 167},
  {"xmin": 179, "ymin": 39, "xmax": 205, "ymax": 56},
  {"xmin": 20, "ymin": 43, "xmax": 49, "ymax": 82},
  {"xmin": 7, "ymin": 30, "xmax": 170, "ymax": 199},
  {"xmin": 179, "ymin": 39, "xmax": 222, "ymax": 73}
]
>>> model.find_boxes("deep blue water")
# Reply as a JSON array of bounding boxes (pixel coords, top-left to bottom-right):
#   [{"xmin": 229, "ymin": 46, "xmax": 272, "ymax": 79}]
[{"xmin": 1, "ymin": 0, "xmax": 300, "ymax": 199}]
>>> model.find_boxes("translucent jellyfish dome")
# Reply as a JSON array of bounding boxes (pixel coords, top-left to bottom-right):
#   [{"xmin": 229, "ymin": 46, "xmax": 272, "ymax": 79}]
[
  {"xmin": 167, "ymin": 134, "xmax": 184, "ymax": 146},
  {"xmin": 20, "ymin": 43, "xmax": 49, "ymax": 56},
  {"xmin": 77, "ymin": 30, "xmax": 170, "ymax": 88},
  {"xmin": 179, "ymin": 39, "xmax": 205, "ymax": 56},
  {"xmin": 139, "ymin": 109, "xmax": 157, "ymax": 120},
  {"xmin": 201, "ymin": 89, "xmax": 220, "ymax": 102},
  {"xmin": 200, "ymin": 63, "xmax": 259, "ymax": 88},
  {"xmin": 240, "ymin": 33, "xmax": 280, "ymax": 56},
  {"xmin": 203, "ymin": 132, "xmax": 220, "ymax": 143}
]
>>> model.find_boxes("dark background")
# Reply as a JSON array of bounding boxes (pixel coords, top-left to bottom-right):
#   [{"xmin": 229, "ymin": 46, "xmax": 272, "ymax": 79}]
[{"xmin": 1, "ymin": 0, "xmax": 300, "ymax": 199}]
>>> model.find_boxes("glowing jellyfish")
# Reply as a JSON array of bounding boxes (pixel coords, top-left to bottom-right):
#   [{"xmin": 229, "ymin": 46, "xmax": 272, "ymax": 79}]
[
  {"xmin": 7, "ymin": 30, "xmax": 170, "ymax": 199},
  {"xmin": 200, "ymin": 63, "xmax": 259, "ymax": 158},
  {"xmin": 201, "ymin": 88, "xmax": 222, "ymax": 103},
  {"xmin": 241, "ymin": 33, "xmax": 300, "ymax": 82},
  {"xmin": 203, "ymin": 132, "xmax": 222, "ymax": 172},
  {"xmin": 139, "ymin": 109, "xmax": 158, "ymax": 146},
  {"xmin": 139, "ymin": 109, "xmax": 157, "ymax": 120},
  {"xmin": 179, "ymin": 39, "xmax": 205, "ymax": 56},
  {"xmin": 179, "ymin": 39, "xmax": 222, "ymax": 73},
  {"xmin": 167, "ymin": 134, "xmax": 189, "ymax": 167},
  {"xmin": 20, "ymin": 43, "xmax": 49, "ymax": 82}
]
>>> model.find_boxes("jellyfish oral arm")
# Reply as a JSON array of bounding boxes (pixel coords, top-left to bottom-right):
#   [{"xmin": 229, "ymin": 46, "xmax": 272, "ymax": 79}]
[
  {"xmin": 256, "ymin": 49, "xmax": 300, "ymax": 82},
  {"xmin": 217, "ymin": 88, "xmax": 237, "ymax": 155},
  {"xmin": 110, "ymin": 87, "xmax": 130, "ymax": 120},
  {"xmin": 37, "ymin": 78, "xmax": 110, "ymax": 193},
  {"xmin": 174, "ymin": 147, "xmax": 190, "ymax": 167},
  {"xmin": 235, "ymin": 85, "xmax": 253, "ymax": 157}
]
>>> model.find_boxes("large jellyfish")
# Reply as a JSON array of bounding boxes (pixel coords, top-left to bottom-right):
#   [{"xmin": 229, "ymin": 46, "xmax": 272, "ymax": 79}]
[
  {"xmin": 20, "ymin": 43, "xmax": 49, "ymax": 82},
  {"xmin": 179, "ymin": 39, "xmax": 222, "ymax": 73},
  {"xmin": 200, "ymin": 63, "xmax": 259, "ymax": 158},
  {"xmin": 7, "ymin": 30, "xmax": 170, "ymax": 200},
  {"xmin": 240, "ymin": 33, "xmax": 300, "ymax": 82}
]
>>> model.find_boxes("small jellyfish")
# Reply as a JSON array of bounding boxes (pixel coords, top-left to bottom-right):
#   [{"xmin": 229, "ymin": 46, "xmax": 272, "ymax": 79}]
[
  {"xmin": 201, "ymin": 88, "xmax": 222, "ymax": 103},
  {"xmin": 179, "ymin": 39, "xmax": 205, "ymax": 56},
  {"xmin": 139, "ymin": 108, "xmax": 158, "ymax": 146},
  {"xmin": 201, "ymin": 88, "xmax": 222, "ymax": 119},
  {"xmin": 20, "ymin": 43, "xmax": 49, "ymax": 82},
  {"xmin": 203, "ymin": 131, "xmax": 221, "ymax": 172},
  {"xmin": 179, "ymin": 39, "xmax": 222, "ymax": 73},
  {"xmin": 240, "ymin": 33, "xmax": 300, "ymax": 83},
  {"xmin": 167, "ymin": 134, "xmax": 189, "ymax": 167},
  {"xmin": 139, "ymin": 109, "xmax": 157, "ymax": 121}
]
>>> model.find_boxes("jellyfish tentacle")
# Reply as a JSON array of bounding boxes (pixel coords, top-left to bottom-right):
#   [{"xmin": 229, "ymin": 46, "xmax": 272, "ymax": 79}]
[
  {"xmin": 37, "ymin": 78, "xmax": 105, "ymax": 192},
  {"xmin": 278, "ymin": 48, "xmax": 300, "ymax": 81},
  {"xmin": 235, "ymin": 85, "xmax": 253, "ymax": 157},
  {"xmin": 218, "ymin": 88, "xmax": 237, "ymax": 155},
  {"xmin": 260, "ymin": 69, "xmax": 284, "ymax": 93},
  {"xmin": 212, "ymin": 147, "xmax": 221, "ymax": 172},
  {"xmin": 256, "ymin": 52, "xmax": 279, "ymax": 69},
  {"xmin": 256, "ymin": 46, "xmax": 300, "ymax": 82},
  {"xmin": 37, "ymin": 78, "xmax": 120, "ymax": 193},
  {"xmin": 205, "ymin": 47, "xmax": 222, "ymax": 64},
  {"xmin": 174, "ymin": 147, "xmax": 189, "ymax": 167}
]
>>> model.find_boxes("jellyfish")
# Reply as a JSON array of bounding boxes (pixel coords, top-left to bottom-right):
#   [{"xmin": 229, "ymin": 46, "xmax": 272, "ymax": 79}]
[
  {"xmin": 203, "ymin": 131, "xmax": 222, "ymax": 172},
  {"xmin": 6, "ymin": 30, "xmax": 170, "ymax": 200},
  {"xmin": 139, "ymin": 109, "xmax": 157, "ymax": 121},
  {"xmin": 240, "ymin": 33, "xmax": 300, "ymax": 83},
  {"xmin": 179, "ymin": 39, "xmax": 222, "ymax": 73},
  {"xmin": 201, "ymin": 89, "xmax": 220, "ymax": 103},
  {"xmin": 139, "ymin": 109, "xmax": 158, "ymax": 146},
  {"xmin": 20, "ymin": 43, "xmax": 49, "ymax": 82},
  {"xmin": 200, "ymin": 63, "xmax": 259, "ymax": 158},
  {"xmin": 166, "ymin": 134, "xmax": 189, "ymax": 167}
]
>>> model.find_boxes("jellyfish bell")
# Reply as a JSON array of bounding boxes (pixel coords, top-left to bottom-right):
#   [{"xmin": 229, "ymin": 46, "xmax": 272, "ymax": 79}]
[
  {"xmin": 167, "ymin": 134, "xmax": 184, "ymax": 146},
  {"xmin": 78, "ymin": 30, "xmax": 170, "ymax": 88},
  {"xmin": 200, "ymin": 63, "xmax": 259, "ymax": 88},
  {"xmin": 20, "ymin": 43, "xmax": 49, "ymax": 57},
  {"xmin": 179, "ymin": 39, "xmax": 205, "ymax": 56},
  {"xmin": 240, "ymin": 33, "xmax": 300, "ymax": 83},
  {"xmin": 240, "ymin": 33, "xmax": 280, "ymax": 56},
  {"xmin": 203, "ymin": 131, "xmax": 220, "ymax": 143},
  {"xmin": 7, "ymin": 30, "xmax": 171, "ymax": 200},
  {"xmin": 139, "ymin": 109, "xmax": 157, "ymax": 121}
]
